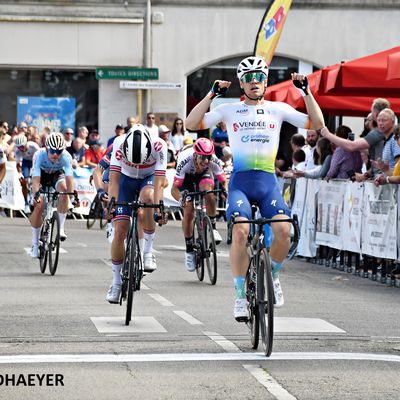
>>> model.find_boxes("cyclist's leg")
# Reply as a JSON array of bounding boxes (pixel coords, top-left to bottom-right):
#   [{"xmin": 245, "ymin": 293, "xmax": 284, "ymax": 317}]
[
  {"xmin": 258, "ymin": 172, "xmax": 291, "ymax": 308},
  {"xmin": 226, "ymin": 172, "xmax": 253, "ymax": 319},
  {"xmin": 107, "ymin": 174, "xmax": 135, "ymax": 303},
  {"xmin": 55, "ymin": 174, "xmax": 69, "ymax": 239},
  {"xmin": 139, "ymin": 176, "xmax": 157, "ymax": 272},
  {"xmin": 179, "ymin": 176, "xmax": 196, "ymax": 271},
  {"xmin": 29, "ymin": 177, "xmax": 45, "ymax": 257}
]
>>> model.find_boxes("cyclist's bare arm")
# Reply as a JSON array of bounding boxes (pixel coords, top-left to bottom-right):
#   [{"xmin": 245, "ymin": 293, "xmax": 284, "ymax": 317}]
[
  {"xmin": 171, "ymin": 184, "xmax": 181, "ymax": 203},
  {"xmin": 153, "ymin": 175, "xmax": 165, "ymax": 206},
  {"xmin": 32, "ymin": 176, "xmax": 41, "ymax": 202},
  {"xmin": 291, "ymin": 73, "xmax": 324, "ymax": 130},
  {"xmin": 108, "ymin": 170, "xmax": 120, "ymax": 203},
  {"xmin": 92, "ymin": 165, "xmax": 104, "ymax": 191},
  {"xmin": 186, "ymin": 80, "xmax": 231, "ymax": 130},
  {"xmin": 66, "ymin": 175, "xmax": 74, "ymax": 194}
]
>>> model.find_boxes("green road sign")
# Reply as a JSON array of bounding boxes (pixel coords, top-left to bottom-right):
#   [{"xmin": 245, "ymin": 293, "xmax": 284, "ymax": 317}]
[{"xmin": 95, "ymin": 67, "xmax": 159, "ymax": 80}]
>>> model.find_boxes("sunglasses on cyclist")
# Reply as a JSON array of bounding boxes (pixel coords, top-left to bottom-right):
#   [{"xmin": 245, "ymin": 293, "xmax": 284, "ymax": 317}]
[
  {"xmin": 196, "ymin": 154, "xmax": 212, "ymax": 162},
  {"xmin": 48, "ymin": 148, "xmax": 63, "ymax": 155},
  {"xmin": 241, "ymin": 72, "xmax": 267, "ymax": 84}
]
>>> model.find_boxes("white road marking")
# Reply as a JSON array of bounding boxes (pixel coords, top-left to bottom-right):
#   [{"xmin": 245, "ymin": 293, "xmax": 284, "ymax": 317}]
[
  {"xmin": 203, "ymin": 331, "xmax": 241, "ymax": 352},
  {"xmin": 275, "ymin": 318, "xmax": 345, "ymax": 333},
  {"xmin": 158, "ymin": 245, "xmax": 186, "ymax": 251},
  {"xmin": 148, "ymin": 293, "xmax": 174, "ymax": 307},
  {"xmin": 173, "ymin": 311, "xmax": 203, "ymax": 325},
  {"xmin": 76, "ymin": 243, "xmax": 88, "ymax": 247},
  {"xmin": 91, "ymin": 317, "xmax": 167, "ymax": 333},
  {"xmin": 0, "ymin": 352, "xmax": 400, "ymax": 364},
  {"xmin": 243, "ymin": 364, "xmax": 297, "ymax": 400}
]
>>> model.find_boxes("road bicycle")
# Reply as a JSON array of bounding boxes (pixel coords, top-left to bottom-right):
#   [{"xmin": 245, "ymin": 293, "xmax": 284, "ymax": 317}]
[
  {"xmin": 86, "ymin": 193, "xmax": 106, "ymax": 229},
  {"xmin": 108, "ymin": 197, "xmax": 165, "ymax": 326},
  {"xmin": 37, "ymin": 189, "xmax": 79, "ymax": 276},
  {"xmin": 182, "ymin": 188, "xmax": 225, "ymax": 285},
  {"xmin": 228, "ymin": 207, "xmax": 299, "ymax": 357}
]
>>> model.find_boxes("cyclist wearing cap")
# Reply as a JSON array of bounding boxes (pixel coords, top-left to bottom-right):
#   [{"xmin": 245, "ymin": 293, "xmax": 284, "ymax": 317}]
[
  {"xmin": 29, "ymin": 133, "xmax": 76, "ymax": 258},
  {"xmin": 186, "ymin": 56, "xmax": 324, "ymax": 321},
  {"xmin": 105, "ymin": 124, "xmax": 167, "ymax": 304},
  {"xmin": 171, "ymin": 137, "xmax": 227, "ymax": 271}
]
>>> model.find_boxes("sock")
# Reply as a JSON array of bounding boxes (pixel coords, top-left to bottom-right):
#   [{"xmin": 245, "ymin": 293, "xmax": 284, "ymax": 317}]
[
  {"xmin": 111, "ymin": 261, "xmax": 123, "ymax": 285},
  {"xmin": 59, "ymin": 213, "xmax": 66, "ymax": 230},
  {"xmin": 210, "ymin": 215, "xmax": 217, "ymax": 230},
  {"xmin": 233, "ymin": 276, "xmax": 246, "ymax": 299},
  {"xmin": 139, "ymin": 238, "xmax": 144, "ymax": 255},
  {"xmin": 32, "ymin": 227, "xmax": 41, "ymax": 245},
  {"xmin": 272, "ymin": 260, "xmax": 283, "ymax": 280},
  {"xmin": 185, "ymin": 236, "xmax": 194, "ymax": 253},
  {"xmin": 143, "ymin": 229, "xmax": 155, "ymax": 254}
]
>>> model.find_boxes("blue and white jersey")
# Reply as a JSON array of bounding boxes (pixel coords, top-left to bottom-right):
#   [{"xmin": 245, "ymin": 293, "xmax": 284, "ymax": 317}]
[
  {"xmin": 32, "ymin": 148, "xmax": 73, "ymax": 177},
  {"xmin": 202, "ymin": 101, "xmax": 310, "ymax": 173}
]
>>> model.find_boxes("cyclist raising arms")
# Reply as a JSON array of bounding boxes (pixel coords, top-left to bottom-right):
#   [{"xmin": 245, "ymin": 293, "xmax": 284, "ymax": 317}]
[
  {"xmin": 186, "ymin": 56, "xmax": 325, "ymax": 321},
  {"xmin": 106, "ymin": 124, "xmax": 167, "ymax": 304},
  {"xmin": 171, "ymin": 137, "xmax": 227, "ymax": 271},
  {"xmin": 30, "ymin": 133, "xmax": 76, "ymax": 257}
]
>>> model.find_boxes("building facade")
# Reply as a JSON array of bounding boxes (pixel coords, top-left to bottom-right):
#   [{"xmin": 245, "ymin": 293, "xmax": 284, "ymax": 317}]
[{"xmin": 0, "ymin": 0, "xmax": 399, "ymax": 140}]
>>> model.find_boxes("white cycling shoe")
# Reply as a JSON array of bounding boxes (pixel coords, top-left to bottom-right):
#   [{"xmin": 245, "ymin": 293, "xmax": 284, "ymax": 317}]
[
  {"xmin": 273, "ymin": 277, "xmax": 284, "ymax": 308},
  {"xmin": 234, "ymin": 298, "xmax": 249, "ymax": 322},
  {"xmin": 143, "ymin": 253, "xmax": 157, "ymax": 273},
  {"xmin": 185, "ymin": 252, "xmax": 196, "ymax": 272},
  {"xmin": 30, "ymin": 244, "xmax": 39, "ymax": 258},
  {"xmin": 213, "ymin": 229, "xmax": 222, "ymax": 245}
]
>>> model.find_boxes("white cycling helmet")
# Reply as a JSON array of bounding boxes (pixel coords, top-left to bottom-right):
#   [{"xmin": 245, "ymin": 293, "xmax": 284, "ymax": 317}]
[
  {"xmin": 237, "ymin": 56, "xmax": 269, "ymax": 80},
  {"xmin": 45, "ymin": 133, "xmax": 65, "ymax": 151},
  {"xmin": 14, "ymin": 134, "xmax": 27, "ymax": 147},
  {"xmin": 122, "ymin": 124, "xmax": 152, "ymax": 164}
]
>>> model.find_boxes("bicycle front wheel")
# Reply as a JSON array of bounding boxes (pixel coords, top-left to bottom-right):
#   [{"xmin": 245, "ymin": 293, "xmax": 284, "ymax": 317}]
[
  {"xmin": 194, "ymin": 217, "xmax": 204, "ymax": 281},
  {"xmin": 246, "ymin": 257, "xmax": 259, "ymax": 349},
  {"xmin": 48, "ymin": 211, "xmax": 60, "ymax": 276},
  {"xmin": 39, "ymin": 225, "xmax": 47, "ymax": 274},
  {"xmin": 203, "ymin": 216, "xmax": 217, "ymax": 285},
  {"xmin": 257, "ymin": 247, "xmax": 274, "ymax": 357},
  {"xmin": 125, "ymin": 225, "xmax": 139, "ymax": 326},
  {"xmin": 86, "ymin": 199, "xmax": 98, "ymax": 229}
]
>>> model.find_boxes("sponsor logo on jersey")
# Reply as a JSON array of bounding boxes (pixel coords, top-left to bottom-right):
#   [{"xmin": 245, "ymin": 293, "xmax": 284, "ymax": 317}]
[
  {"xmin": 257, "ymin": 109, "xmax": 264, "ymax": 114},
  {"xmin": 236, "ymin": 108, "xmax": 249, "ymax": 115},
  {"xmin": 268, "ymin": 122, "xmax": 277, "ymax": 130},
  {"xmin": 115, "ymin": 150, "xmax": 123, "ymax": 160},
  {"xmin": 241, "ymin": 134, "xmax": 270, "ymax": 144},
  {"xmin": 154, "ymin": 141, "xmax": 163, "ymax": 152}
]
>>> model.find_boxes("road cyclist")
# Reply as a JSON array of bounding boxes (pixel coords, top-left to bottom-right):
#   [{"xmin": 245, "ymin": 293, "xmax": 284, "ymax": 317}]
[
  {"xmin": 29, "ymin": 133, "xmax": 78, "ymax": 258},
  {"xmin": 105, "ymin": 124, "xmax": 168, "ymax": 304},
  {"xmin": 171, "ymin": 138, "xmax": 227, "ymax": 272},
  {"xmin": 186, "ymin": 56, "xmax": 325, "ymax": 321}
]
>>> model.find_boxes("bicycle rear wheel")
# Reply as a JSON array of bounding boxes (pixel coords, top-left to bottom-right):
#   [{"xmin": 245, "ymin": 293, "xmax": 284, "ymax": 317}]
[
  {"xmin": 194, "ymin": 217, "xmax": 204, "ymax": 281},
  {"xmin": 86, "ymin": 198, "xmax": 98, "ymax": 229},
  {"xmin": 125, "ymin": 223, "xmax": 139, "ymax": 326},
  {"xmin": 48, "ymin": 211, "xmax": 60, "ymax": 276},
  {"xmin": 203, "ymin": 216, "xmax": 217, "ymax": 285},
  {"xmin": 39, "ymin": 225, "xmax": 47, "ymax": 274},
  {"xmin": 257, "ymin": 247, "xmax": 274, "ymax": 357},
  {"xmin": 246, "ymin": 258, "xmax": 259, "ymax": 349}
]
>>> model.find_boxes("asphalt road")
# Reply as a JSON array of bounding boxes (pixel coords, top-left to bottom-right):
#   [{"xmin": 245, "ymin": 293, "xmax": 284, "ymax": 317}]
[{"xmin": 0, "ymin": 216, "xmax": 399, "ymax": 400}]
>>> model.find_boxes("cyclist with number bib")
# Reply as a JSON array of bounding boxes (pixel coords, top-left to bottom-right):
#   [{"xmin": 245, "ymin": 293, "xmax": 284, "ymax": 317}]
[
  {"xmin": 186, "ymin": 56, "xmax": 325, "ymax": 321},
  {"xmin": 171, "ymin": 138, "xmax": 227, "ymax": 271},
  {"xmin": 106, "ymin": 124, "xmax": 167, "ymax": 304},
  {"xmin": 29, "ymin": 133, "xmax": 76, "ymax": 258}
]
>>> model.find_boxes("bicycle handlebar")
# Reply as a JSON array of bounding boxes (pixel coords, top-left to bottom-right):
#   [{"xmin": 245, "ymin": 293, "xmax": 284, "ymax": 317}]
[{"xmin": 182, "ymin": 187, "xmax": 226, "ymax": 202}]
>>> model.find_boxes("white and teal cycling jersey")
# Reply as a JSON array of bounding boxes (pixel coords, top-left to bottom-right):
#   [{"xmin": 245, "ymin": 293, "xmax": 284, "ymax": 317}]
[{"xmin": 203, "ymin": 100, "xmax": 310, "ymax": 173}]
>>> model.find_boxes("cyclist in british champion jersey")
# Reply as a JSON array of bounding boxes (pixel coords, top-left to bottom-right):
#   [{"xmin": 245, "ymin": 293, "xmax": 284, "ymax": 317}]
[
  {"xmin": 106, "ymin": 124, "xmax": 167, "ymax": 304},
  {"xmin": 30, "ymin": 133, "xmax": 77, "ymax": 258},
  {"xmin": 186, "ymin": 56, "xmax": 325, "ymax": 321}
]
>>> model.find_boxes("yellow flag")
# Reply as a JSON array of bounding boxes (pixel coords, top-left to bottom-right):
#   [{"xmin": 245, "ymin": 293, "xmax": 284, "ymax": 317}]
[{"xmin": 254, "ymin": 0, "xmax": 292, "ymax": 65}]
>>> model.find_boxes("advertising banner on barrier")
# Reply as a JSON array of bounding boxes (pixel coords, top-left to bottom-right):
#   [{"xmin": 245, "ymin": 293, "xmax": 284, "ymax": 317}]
[
  {"xmin": 342, "ymin": 182, "xmax": 364, "ymax": 254},
  {"xmin": 297, "ymin": 179, "xmax": 319, "ymax": 257},
  {"xmin": 72, "ymin": 167, "xmax": 96, "ymax": 216},
  {"xmin": 0, "ymin": 162, "xmax": 25, "ymax": 210},
  {"xmin": 316, "ymin": 180, "xmax": 345, "ymax": 249},
  {"xmin": 361, "ymin": 182, "xmax": 397, "ymax": 259}
]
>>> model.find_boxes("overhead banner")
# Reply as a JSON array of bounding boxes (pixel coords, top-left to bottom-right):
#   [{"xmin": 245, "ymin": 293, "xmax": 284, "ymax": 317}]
[
  {"xmin": 254, "ymin": 0, "xmax": 292, "ymax": 65},
  {"xmin": 17, "ymin": 96, "xmax": 76, "ymax": 133}
]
